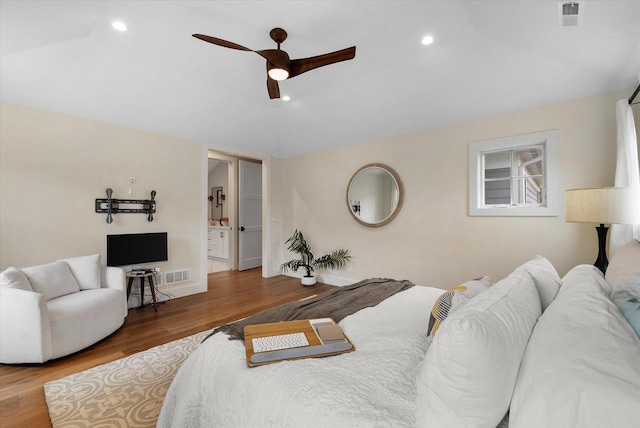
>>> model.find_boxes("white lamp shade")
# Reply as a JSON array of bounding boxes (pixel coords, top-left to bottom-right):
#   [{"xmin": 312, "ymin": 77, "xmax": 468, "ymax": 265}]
[{"xmin": 566, "ymin": 187, "xmax": 640, "ymax": 224}]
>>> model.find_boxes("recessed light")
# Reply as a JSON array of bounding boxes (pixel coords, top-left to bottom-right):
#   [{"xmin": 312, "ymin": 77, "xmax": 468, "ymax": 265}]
[
  {"xmin": 282, "ymin": 95, "xmax": 290, "ymax": 101},
  {"xmin": 112, "ymin": 21, "xmax": 127, "ymax": 32},
  {"xmin": 421, "ymin": 35, "xmax": 434, "ymax": 45}
]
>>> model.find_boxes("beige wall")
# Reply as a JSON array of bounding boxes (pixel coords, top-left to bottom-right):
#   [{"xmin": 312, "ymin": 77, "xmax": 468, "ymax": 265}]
[
  {"xmin": 2, "ymin": 89, "xmax": 636, "ymax": 294},
  {"xmin": 0, "ymin": 102, "xmax": 206, "ymax": 298},
  {"xmin": 277, "ymin": 90, "xmax": 635, "ymax": 289}
]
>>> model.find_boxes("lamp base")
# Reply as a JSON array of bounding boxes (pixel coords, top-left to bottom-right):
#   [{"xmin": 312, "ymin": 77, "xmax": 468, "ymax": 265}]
[{"xmin": 594, "ymin": 224, "xmax": 609, "ymax": 274}]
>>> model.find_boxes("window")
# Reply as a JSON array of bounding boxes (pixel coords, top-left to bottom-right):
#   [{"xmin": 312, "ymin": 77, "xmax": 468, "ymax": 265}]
[{"xmin": 469, "ymin": 130, "xmax": 558, "ymax": 216}]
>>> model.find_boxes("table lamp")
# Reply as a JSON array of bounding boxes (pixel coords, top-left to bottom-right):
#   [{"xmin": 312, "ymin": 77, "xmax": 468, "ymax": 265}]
[{"xmin": 566, "ymin": 187, "xmax": 640, "ymax": 273}]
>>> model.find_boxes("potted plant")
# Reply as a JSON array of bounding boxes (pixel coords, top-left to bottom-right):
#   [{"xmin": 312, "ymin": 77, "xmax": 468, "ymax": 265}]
[{"xmin": 280, "ymin": 230, "xmax": 352, "ymax": 286}]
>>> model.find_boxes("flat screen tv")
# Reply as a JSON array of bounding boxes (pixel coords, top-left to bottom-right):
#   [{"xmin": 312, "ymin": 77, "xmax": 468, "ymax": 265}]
[{"xmin": 107, "ymin": 232, "xmax": 168, "ymax": 267}]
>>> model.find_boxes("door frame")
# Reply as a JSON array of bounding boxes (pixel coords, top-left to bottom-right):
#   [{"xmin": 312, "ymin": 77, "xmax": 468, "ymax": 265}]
[{"xmin": 203, "ymin": 147, "xmax": 273, "ymax": 279}]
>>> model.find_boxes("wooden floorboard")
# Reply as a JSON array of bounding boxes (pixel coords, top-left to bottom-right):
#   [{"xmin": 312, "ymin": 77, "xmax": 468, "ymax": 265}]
[{"xmin": 0, "ymin": 269, "xmax": 335, "ymax": 427}]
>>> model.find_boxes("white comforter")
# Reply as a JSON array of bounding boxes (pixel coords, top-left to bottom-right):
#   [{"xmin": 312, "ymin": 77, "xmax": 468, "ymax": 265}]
[{"xmin": 158, "ymin": 285, "xmax": 443, "ymax": 428}]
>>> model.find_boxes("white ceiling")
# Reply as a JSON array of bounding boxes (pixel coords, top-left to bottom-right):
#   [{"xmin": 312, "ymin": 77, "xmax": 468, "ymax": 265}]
[{"xmin": 1, "ymin": 1, "xmax": 639, "ymax": 158}]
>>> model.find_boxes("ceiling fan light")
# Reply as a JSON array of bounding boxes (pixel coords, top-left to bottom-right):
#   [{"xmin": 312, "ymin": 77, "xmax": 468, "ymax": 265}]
[
  {"xmin": 112, "ymin": 21, "xmax": 127, "ymax": 32},
  {"xmin": 421, "ymin": 35, "xmax": 434, "ymax": 45},
  {"xmin": 268, "ymin": 67, "xmax": 289, "ymax": 81}
]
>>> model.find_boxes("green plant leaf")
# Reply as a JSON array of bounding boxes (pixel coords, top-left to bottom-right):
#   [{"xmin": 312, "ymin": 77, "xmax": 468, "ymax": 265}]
[
  {"xmin": 312, "ymin": 249, "xmax": 352, "ymax": 270},
  {"xmin": 280, "ymin": 259, "xmax": 303, "ymax": 273},
  {"xmin": 281, "ymin": 230, "xmax": 351, "ymax": 276}
]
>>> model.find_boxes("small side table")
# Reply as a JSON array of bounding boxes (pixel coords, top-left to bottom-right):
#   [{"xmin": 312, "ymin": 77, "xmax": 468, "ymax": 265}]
[{"xmin": 126, "ymin": 272, "xmax": 159, "ymax": 312}]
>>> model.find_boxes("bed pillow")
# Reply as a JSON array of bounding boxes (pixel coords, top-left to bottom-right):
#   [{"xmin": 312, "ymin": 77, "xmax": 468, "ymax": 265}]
[
  {"xmin": 59, "ymin": 254, "xmax": 101, "ymax": 290},
  {"xmin": 416, "ymin": 269, "xmax": 541, "ymax": 428},
  {"xmin": 611, "ymin": 289, "xmax": 640, "ymax": 338},
  {"xmin": 0, "ymin": 267, "xmax": 33, "ymax": 291},
  {"xmin": 606, "ymin": 239, "xmax": 640, "ymax": 297},
  {"xmin": 509, "ymin": 265, "xmax": 640, "ymax": 428},
  {"xmin": 513, "ymin": 255, "xmax": 561, "ymax": 311},
  {"xmin": 21, "ymin": 261, "xmax": 80, "ymax": 301},
  {"xmin": 427, "ymin": 276, "xmax": 491, "ymax": 336}
]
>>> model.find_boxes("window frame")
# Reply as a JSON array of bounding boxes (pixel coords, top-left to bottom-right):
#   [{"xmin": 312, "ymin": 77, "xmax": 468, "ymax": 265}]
[{"xmin": 469, "ymin": 130, "xmax": 558, "ymax": 217}]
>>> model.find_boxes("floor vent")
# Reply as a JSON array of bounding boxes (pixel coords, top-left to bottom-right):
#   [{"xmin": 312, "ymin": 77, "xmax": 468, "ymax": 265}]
[{"xmin": 165, "ymin": 268, "xmax": 191, "ymax": 285}]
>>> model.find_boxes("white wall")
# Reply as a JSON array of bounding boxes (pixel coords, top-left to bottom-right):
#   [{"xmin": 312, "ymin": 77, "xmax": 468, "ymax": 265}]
[
  {"xmin": 0, "ymin": 102, "xmax": 206, "ymax": 299},
  {"xmin": 276, "ymin": 90, "xmax": 636, "ymax": 289},
  {"xmin": 637, "ymin": 104, "xmax": 640, "ymax": 158}
]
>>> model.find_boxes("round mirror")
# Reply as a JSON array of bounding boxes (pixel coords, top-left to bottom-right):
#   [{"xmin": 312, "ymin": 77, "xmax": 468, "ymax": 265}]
[{"xmin": 346, "ymin": 163, "xmax": 403, "ymax": 227}]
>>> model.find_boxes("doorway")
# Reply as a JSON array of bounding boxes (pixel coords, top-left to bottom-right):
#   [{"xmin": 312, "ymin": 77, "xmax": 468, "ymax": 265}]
[{"xmin": 206, "ymin": 152, "xmax": 264, "ymax": 274}]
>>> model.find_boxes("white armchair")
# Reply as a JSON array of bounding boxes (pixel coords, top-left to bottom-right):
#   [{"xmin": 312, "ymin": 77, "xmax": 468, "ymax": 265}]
[{"xmin": 0, "ymin": 254, "xmax": 127, "ymax": 364}]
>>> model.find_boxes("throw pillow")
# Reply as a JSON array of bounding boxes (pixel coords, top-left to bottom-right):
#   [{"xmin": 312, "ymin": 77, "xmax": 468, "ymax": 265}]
[
  {"xmin": 606, "ymin": 240, "xmax": 640, "ymax": 298},
  {"xmin": 416, "ymin": 269, "xmax": 542, "ymax": 428},
  {"xmin": 610, "ymin": 289, "xmax": 640, "ymax": 338},
  {"xmin": 21, "ymin": 261, "xmax": 80, "ymax": 301},
  {"xmin": 427, "ymin": 276, "xmax": 491, "ymax": 336},
  {"xmin": 513, "ymin": 255, "xmax": 561, "ymax": 311},
  {"xmin": 0, "ymin": 267, "xmax": 33, "ymax": 291},
  {"xmin": 59, "ymin": 254, "xmax": 102, "ymax": 290}
]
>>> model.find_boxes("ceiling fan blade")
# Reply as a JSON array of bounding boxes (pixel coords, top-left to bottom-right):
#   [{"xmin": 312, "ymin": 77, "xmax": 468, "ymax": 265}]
[
  {"xmin": 289, "ymin": 46, "xmax": 356, "ymax": 78},
  {"xmin": 256, "ymin": 49, "xmax": 291, "ymax": 70},
  {"xmin": 267, "ymin": 77, "xmax": 280, "ymax": 99},
  {"xmin": 192, "ymin": 34, "xmax": 252, "ymax": 52}
]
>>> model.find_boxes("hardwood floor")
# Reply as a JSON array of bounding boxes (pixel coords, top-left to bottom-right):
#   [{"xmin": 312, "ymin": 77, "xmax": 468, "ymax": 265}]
[{"xmin": 0, "ymin": 269, "xmax": 335, "ymax": 427}]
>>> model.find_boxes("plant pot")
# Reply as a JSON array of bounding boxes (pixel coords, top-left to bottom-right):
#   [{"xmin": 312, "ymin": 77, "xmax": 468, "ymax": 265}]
[{"xmin": 301, "ymin": 275, "xmax": 316, "ymax": 287}]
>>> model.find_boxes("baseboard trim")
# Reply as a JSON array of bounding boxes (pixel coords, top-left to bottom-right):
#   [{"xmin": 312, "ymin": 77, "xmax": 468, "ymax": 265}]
[
  {"xmin": 127, "ymin": 281, "xmax": 205, "ymax": 308},
  {"xmin": 165, "ymin": 281, "xmax": 206, "ymax": 298},
  {"xmin": 281, "ymin": 272, "xmax": 356, "ymax": 287}
]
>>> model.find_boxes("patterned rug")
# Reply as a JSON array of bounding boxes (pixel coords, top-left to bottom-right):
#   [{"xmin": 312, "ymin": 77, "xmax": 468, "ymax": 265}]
[{"xmin": 44, "ymin": 329, "xmax": 212, "ymax": 427}]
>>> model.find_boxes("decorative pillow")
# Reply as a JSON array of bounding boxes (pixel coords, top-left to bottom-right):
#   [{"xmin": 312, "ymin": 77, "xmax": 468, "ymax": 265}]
[
  {"xmin": 416, "ymin": 269, "xmax": 541, "ymax": 428},
  {"xmin": 513, "ymin": 255, "xmax": 561, "ymax": 311},
  {"xmin": 21, "ymin": 261, "xmax": 80, "ymax": 301},
  {"xmin": 611, "ymin": 289, "xmax": 640, "ymax": 338},
  {"xmin": 0, "ymin": 267, "xmax": 33, "ymax": 291},
  {"xmin": 606, "ymin": 239, "xmax": 640, "ymax": 297},
  {"xmin": 427, "ymin": 276, "xmax": 491, "ymax": 336},
  {"xmin": 59, "ymin": 254, "xmax": 102, "ymax": 290}
]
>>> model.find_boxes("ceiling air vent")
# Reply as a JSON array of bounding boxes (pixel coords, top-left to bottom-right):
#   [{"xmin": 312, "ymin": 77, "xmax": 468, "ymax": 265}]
[{"xmin": 558, "ymin": 1, "xmax": 583, "ymax": 27}]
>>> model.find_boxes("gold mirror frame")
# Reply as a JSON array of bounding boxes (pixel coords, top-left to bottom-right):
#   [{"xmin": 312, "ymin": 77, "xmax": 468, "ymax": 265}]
[{"xmin": 346, "ymin": 163, "xmax": 404, "ymax": 227}]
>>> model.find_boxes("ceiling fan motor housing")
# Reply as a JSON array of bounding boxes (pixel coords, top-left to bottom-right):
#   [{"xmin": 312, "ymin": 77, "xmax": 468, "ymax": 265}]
[{"xmin": 270, "ymin": 27, "xmax": 288, "ymax": 46}]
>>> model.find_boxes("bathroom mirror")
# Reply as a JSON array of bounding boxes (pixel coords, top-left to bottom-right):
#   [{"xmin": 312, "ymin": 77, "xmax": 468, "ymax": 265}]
[{"xmin": 346, "ymin": 163, "xmax": 403, "ymax": 227}]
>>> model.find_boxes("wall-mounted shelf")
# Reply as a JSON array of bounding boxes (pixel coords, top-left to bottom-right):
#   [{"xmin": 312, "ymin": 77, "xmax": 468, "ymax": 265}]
[{"xmin": 95, "ymin": 188, "xmax": 156, "ymax": 223}]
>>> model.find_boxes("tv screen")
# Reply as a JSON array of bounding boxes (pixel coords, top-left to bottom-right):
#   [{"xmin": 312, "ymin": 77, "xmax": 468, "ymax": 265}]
[{"xmin": 107, "ymin": 232, "xmax": 168, "ymax": 267}]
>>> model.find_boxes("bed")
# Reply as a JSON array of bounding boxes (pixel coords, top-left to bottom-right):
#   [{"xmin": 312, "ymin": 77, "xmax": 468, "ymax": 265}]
[{"xmin": 158, "ymin": 241, "xmax": 640, "ymax": 428}]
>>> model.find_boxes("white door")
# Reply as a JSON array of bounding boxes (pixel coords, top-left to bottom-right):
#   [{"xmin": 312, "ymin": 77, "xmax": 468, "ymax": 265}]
[{"xmin": 238, "ymin": 160, "xmax": 262, "ymax": 270}]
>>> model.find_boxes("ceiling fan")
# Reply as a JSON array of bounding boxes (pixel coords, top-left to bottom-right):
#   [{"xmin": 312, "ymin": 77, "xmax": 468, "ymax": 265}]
[{"xmin": 193, "ymin": 28, "xmax": 356, "ymax": 99}]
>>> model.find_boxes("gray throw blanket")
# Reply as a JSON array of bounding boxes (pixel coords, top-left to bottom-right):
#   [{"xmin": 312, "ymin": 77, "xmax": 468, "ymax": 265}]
[{"xmin": 203, "ymin": 278, "xmax": 414, "ymax": 342}]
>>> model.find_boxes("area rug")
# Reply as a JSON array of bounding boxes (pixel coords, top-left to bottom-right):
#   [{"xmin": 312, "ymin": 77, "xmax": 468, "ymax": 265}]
[{"xmin": 44, "ymin": 329, "xmax": 212, "ymax": 427}]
